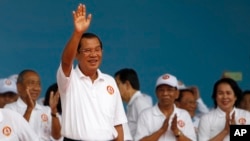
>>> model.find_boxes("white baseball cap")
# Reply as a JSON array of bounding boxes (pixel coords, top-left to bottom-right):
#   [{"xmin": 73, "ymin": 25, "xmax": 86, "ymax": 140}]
[
  {"xmin": 155, "ymin": 73, "xmax": 178, "ymax": 88},
  {"xmin": 8, "ymin": 74, "xmax": 18, "ymax": 83},
  {"xmin": 0, "ymin": 78, "xmax": 18, "ymax": 94}
]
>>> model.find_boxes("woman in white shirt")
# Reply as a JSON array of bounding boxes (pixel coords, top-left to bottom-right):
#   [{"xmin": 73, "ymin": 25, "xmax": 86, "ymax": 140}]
[{"xmin": 198, "ymin": 77, "xmax": 250, "ymax": 141}]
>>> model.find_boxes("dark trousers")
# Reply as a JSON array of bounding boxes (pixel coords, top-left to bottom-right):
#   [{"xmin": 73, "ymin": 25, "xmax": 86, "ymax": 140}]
[{"xmin": 63, "ymin": 137, "xmax": 81, "ymax": 141}]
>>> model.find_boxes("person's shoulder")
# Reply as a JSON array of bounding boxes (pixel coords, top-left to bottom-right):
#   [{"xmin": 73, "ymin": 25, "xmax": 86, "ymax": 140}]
[
  {"xmin": 4, "ymin": 101, "xmax": 17, "ymax": 108},
  {"xmin": 1, "ymin": 108, "xmax": 22, "ymax": 118},
  {"xmin": 100, "ymin": 72, "xmax": 114, "ymax": 80},
  {"xmin": 176, "ymin": 107, "xmax": 191, "ymax": 116},
  {"xmin": 235, "ymin": 108, "xmax": 250, "ymax": 115}
]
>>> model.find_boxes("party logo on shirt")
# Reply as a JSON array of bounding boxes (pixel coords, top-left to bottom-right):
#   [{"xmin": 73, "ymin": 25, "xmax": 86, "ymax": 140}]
[
  {"xmin": 177, "ymin": 120, "xmax": 185, "ymax": 128},
  {"xmin": 41, "ymin": 113, "xmax": 48, "ymax": 122},
  {"xmin": 107, "ymin": 85, "xmax": 114, "ymax": 95},
  {"xmin": 4, "ymin": 79, "xmax": 12, "ymax": 85},
  {"xmin": 239, "ymin": 117, "xmax": 246, "ymax": 125},
  {"xmin": 2, "ymin": 126, "xmax": 12, "ymax": 136}
]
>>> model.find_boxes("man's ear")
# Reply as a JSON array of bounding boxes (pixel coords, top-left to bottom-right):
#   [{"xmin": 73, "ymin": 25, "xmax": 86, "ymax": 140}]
[{"xmin": 125, "ymin": 80, "xmax": 131, "ymax": 89}]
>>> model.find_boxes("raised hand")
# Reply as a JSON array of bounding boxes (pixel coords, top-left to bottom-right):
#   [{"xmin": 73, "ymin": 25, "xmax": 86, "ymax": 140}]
[
  {"xmin": 72, "ymin": 3, "xmax": 92, "ymax": 34},
  {"xmin": 26, "ymin": 87, "xmax": 35, "ymax": 109},
  {"xmin": 49, "ymin": 91, "xmax": 60, "ymax": 114}
]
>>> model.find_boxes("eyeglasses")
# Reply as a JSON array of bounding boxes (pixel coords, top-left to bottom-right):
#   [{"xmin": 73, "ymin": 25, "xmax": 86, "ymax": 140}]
[{"xmin": 79, "ymin": 48, "xmax": 102, "ymax": 55}]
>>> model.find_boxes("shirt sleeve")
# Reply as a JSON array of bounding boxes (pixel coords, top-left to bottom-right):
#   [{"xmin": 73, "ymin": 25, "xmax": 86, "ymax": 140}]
[
  {"xmin": 56, "ymin": 63, "xmax": 72, "ymax": 94},
  {"xmin": 197, "ymin": 98, "xmax": 210, "ymax": 114},
  {"xmin": 198, "ymin": 114, "xmax": 210, "ymax": 141},
  {"xmin": 134, "ymin": 111, "xmax": 150, "ymax": 141}
]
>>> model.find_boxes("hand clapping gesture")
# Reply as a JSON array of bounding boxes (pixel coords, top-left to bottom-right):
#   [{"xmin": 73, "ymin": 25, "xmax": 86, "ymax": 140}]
[{"xmin": 49, "ymin": 91, "xmax": 60, "ymax": 114}]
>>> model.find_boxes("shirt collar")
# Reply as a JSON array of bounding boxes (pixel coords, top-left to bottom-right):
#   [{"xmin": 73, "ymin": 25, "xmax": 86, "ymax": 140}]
[
  {"xmin": 128, "ymin": 91, "xmax": 141, "ymax": 106},
  {"xmin": 153, "ymin": 104, "xmax": 179, "ymax": 117},
  {"xmin": 17, "ymin": 97, "xmax": 43, "ymax": 110},
  {"xmin": 215, "ymin": 106, "xmax": 236, "ymax": 117},
  {"xmin": 75, "ymin": 65, "xmax": 105, "ymax": 81}
]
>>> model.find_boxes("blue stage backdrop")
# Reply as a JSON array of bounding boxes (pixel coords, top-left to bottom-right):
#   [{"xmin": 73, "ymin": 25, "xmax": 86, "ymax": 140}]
[{"xmin": 0, "ymin": 0, "xmax": 250, "ymax": 108}]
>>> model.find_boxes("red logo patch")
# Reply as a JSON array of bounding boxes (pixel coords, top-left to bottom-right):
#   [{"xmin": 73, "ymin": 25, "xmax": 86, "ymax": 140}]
[
  {"xmin": 4, "ymin": 79, "xmax": 12, "ymax": 85},
  {"xmin": 107, "ymin": 85, "xmax": 114, "ymax": 95},
  {"xmin": 2, "ymin": 126, "xmax": 12, "ymax": 136},
  {"xmin": 238, "ymin": 117, "xmax": 246, "ymax": 125},
  {"xmin": 162, "ymin": 75, "xmax": 170, "ymax": 80},
  {"xmin": 41, "ymin": 114, "xmax": 48, "ymax": 122},
  {"xmin": 177, "ymin": 120, "xmax": 185, "ymax": 128}
]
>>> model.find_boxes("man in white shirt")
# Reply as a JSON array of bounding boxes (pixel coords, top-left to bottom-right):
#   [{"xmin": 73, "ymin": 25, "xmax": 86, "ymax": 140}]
[
  {"xmin": 114, "ymin": 68, "xmax": 153, "ymax": 140},
  {"xmin": 57, "ymin": 3, "xmax": 127, "ymax": 141},
  {"xmin": 135, "ymin": 73, "xmax": 196, "ymax": 141},
  {"xmin": 0, "ymin": 108, "xmax": 39, "ymax": 141},
  {"xmin": 4, "ymin": 69, "xmax": 62, "ymax": 141}
]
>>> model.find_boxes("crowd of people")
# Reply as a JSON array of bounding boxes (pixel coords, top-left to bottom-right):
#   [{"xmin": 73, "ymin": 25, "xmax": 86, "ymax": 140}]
[{"xmin": 0, "ymin": 3, "xmax": 249, "ymax": 141}]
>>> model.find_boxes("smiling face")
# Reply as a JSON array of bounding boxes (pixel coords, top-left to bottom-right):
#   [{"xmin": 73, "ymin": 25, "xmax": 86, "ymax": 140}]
[
  {"xmin": 215, "ymin": 83, "xmax": 237, "ymax": 112},
  {"xmin": 17, "ymin": 71, "xmax": 41, "ymax": 103},
  {"xmin": 76, "ymin": 37, "xmax": 102, "ymax": 76}
]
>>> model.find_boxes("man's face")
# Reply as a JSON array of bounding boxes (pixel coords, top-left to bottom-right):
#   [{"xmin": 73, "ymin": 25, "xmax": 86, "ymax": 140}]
[
  {"xmin": 17, "ymin": 72, "xmax": 41, "ymax": 102},
  {"xmin": 76, "ymin": 37, "xmax": 103, "ymax": 74},
  {"xmin": 177, "ymin": 91, "xmax": 197, "ymax": 117},
  {"xmin": 115, "ymin": 76, "xmax": 128, "ymax": 102},
  {"xmin": 239, "ymin": 94, "xmax": 250, "ymax": 112},
  {"xmin": 0, "ymin": 92, "xmax": 18, "ymax": 108},
  {"xmin": 156, "ymin": 85, "xmax": 178, "ymax": 107}
]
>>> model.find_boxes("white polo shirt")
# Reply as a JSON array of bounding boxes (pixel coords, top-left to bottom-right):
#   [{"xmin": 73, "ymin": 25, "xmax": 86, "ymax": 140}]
[
  {"xmin": 4, "ymin": 98, "xmax": 55, "ymax": 141},
  {"xmin": 57, "ymin": 64, "xmax": 127, "ymax": 140},
  {"xmin": 198, "ymin": 107, "xmax": 250, "ymax": 141},
  {"xmin": 135, "ymin": 104, "xmax": 196, "ymax": 141},
  {"xmin": 0, "ymin": 108, "xmax": 39, "ymax": 141},
  {"xmin": 127, "ymin": 91, "xmax": 153, "ymax": 138}
]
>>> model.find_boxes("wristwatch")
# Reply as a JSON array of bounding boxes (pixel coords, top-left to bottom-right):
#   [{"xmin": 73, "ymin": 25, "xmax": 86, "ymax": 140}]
[
  {"xmin": 175, "ymin": 130, "xmax": 182, "ymax": 138},
  {"xmin": 51, "ymin": 112, "xmax": 59, "ymax": 118}
]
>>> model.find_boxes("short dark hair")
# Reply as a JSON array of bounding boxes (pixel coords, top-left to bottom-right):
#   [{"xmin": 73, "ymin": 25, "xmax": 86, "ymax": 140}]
[
  {"xmin": 211, "ymin": 78, "xmax": 242, "ymax": 108},
  {"xmin": 17, "ymin": 69, "xmax": 38, "ymax": 84},
  {"xmin": 77, "ymin": 32, "xmax": 103, "ymax": 53},
  {"xmin": 175, "ymin": 89, "xmax": 194, "ymax": 102},
  {"xmin": 114, "ymin": 68, "xmax": 140, "ymax": 90}
]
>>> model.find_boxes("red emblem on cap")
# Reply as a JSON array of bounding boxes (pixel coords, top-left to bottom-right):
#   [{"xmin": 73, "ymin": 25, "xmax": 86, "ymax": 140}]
[
  {"xmin": 4, "ymin": 79, "xmax": 12, "ymax": 85},
  {"xmin": 238, "ymin": 117, "xmax": 246, "ymax": 125},
  {"xmin": 177, "ymin": 120, "xmax": 185, "ymax": 128},
  {"xmin": 2, "ymin": 126, "xmax": 12, "ymax": 136},
  {"xmin": 107, "ymin": 85, "xmax": 114, "ymax": 95},
  {"xmin": 162, "ymin": 75, "xmax": 170, "ymax": 80},
  {"xmin": 41, "ymin": 113, "xmax": 48, "ymax": 122}
]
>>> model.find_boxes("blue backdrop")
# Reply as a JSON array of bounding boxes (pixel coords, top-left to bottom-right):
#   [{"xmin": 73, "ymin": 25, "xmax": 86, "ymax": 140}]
[{"xmin": 1, "ymin": 0, "xmax": 250, "ymax": 108}]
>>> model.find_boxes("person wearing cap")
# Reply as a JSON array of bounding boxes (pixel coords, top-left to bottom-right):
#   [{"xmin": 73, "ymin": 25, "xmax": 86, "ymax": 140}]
[
  {"xmin": 198, "ymin": 78, "xmax": 250, "ymax": 141},
  {"xmin": 0, "ymin": 108, "xmax": 39, "ymax": 141},
  {"xmin": 0, "ymin": 78, "xmax": 19, "ymax": 108},
  {"xmin": 114, "ymin": 68, "xmax": 153, "ymax": 140},
  {"xmin": 4, "ymin": 69, "xmax": 62, "ymax": 141},
  {"xmin": 134, "ymin": 73, "xmax": 196, "ymax": 141},
  {"xmin": 56, "ymin": 3, "xmax": 127, "ymax": 141}
]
